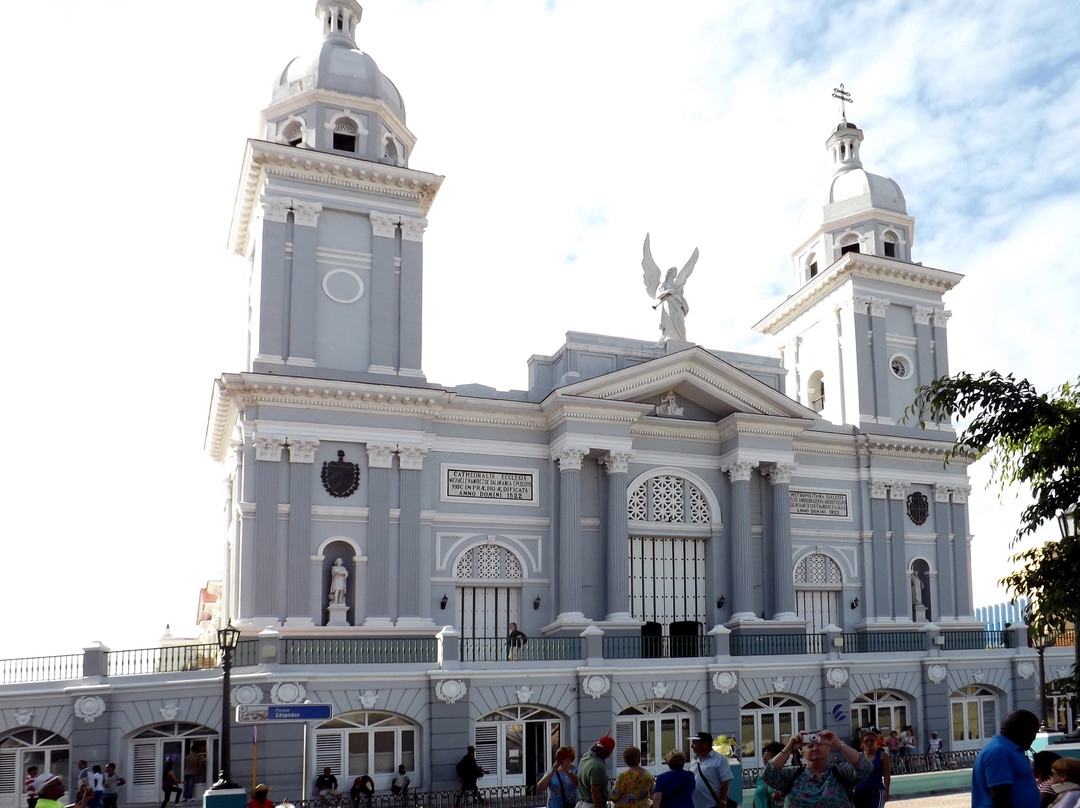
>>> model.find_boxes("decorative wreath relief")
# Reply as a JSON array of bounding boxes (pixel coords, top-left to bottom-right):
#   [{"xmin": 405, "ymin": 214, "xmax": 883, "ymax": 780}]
[
  {"xmin": 1016, "ymin": 661, "xmax": 1036, "ymax": 681},
  {"xmin": 711, "ymin": 671, "xmax": 737, "ymax": 694},
  {"xmin": 436, "ymin": 679, "xmax": 467, "ymax": 705},
  {"xmin": 926, "ymin": 664, "xmax": 947, "ymax": 684},
  {"xmin": 581, "ymin": 675, "xmax": 611, "ymax": 699},
  {"xmin": 826, "ymin": 667, "xmax": 849, "ymax": 689},
  {"xmin": 74, "ymin": 696, "xmax": 106, "ymax": 723},
  {"xmin": 515, "ymin": 685, "xmax": 535, "ymax": 703},
  {"xmin": 232, "ymin": 685, "xmax": 264, "ymax": 706},
  {"xmin": 159, "ymin": 702, "xmax": 180, "ymax": 720},
  {"xmin": 271, "ymin": 682, "xmax": 307, "ymax": 704}
]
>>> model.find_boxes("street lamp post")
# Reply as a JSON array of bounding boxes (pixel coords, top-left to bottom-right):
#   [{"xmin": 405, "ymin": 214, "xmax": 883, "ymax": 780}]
[
  {"xmin": 1059, "ymin": 505, "xmax": 1079, "ymax": 737},
  {"xmin": 210, "ymin": 622, "xmax": 242, "ymax": 790}
]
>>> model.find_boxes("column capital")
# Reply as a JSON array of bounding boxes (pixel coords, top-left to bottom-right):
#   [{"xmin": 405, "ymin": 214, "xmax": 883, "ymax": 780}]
[
  {"xmin": 869, "ymin": 297, "xmax": 890, "ymax": 318},
  {"xmin": 553, "ymin": 447, "xmax": 587, "ymax": 471},
  {"xmin": 951, "ymin": 485, "xmax": 970, "ymax": 504},
  {"xmin": 765, "ymin": 463, "xmax": 797, "ymax": 485},
  {"xmin": 293, "ymin": 202, "xmax": 323, "ymax": 227},
  {"xmin": 723, "ymin": 461, "xmax": 755, "ymax": 483},
  {"xmin": 399, "ymin": 217, "xmax": 427, "ymax": 243},
  {"xmin": 933, "ymin": 484, "xmax": 953, "ymax": 503},
  {"xmin": 854, "ymin": 295, "xmax": 873, "ymax": 313},
  {"xmin": 369, "ymin": 211, "xmax": 399, "ymax": 238},
  {"xmin": 254, "ymin": 435, "xmax": 286, "ymax": 461},
  {"xmin": 932, "ymin": 309, "xmax": 951, "ymax": 328},
  {"xmin": 889, "ymin": 481, "xmax": 910, "ymax": 499},
  {"xmin": 399, "ymin": 446, "xmax": 427, "ymax": 470},
  {"xmin": 288, "ymin": 438, "xmax": 320, "ymax": 464},
  {"xmin": 601, "ymin": 451, "xmax": 633, "ymax": 475},
  {"xmin": 913, "ymin": 305, "xmax": 933, "ymax": 326},
  {"xmin": 367, "ymin": 443, "xmax": 396, "ymax": 469},
  {"xmin": 260, "ymin": 196, "xmax": 292, "ymax": 224},
  {"xmin": 870, "ymin": 480, "xmax": 890, "ymax": 499}
]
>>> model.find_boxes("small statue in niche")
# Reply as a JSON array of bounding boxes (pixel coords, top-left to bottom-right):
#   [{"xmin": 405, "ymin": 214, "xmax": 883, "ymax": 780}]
[
  {"xmin": 656, "ymin": 391, "xmax": 684, "ymax": 417},
  {"xmin": 910, "ymin": 569, "xmax": 924, "ymax": 606},
  {"xmin": 642, "ymin": 233, "xmax": 699, "ymax": 343},
  {"xmin": 329, "ymin": 558, "xmax": 349, "ymax": 605}
]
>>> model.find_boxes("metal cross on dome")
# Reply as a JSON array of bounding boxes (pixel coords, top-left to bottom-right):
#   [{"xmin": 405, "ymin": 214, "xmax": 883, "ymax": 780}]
[{"xmin": 832, "ymin": 83, "xmax": 853, "ymax": 118}]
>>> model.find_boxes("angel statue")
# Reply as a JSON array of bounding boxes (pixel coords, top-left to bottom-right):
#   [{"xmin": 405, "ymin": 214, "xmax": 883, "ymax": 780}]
[{"xmin": 642, "ymin": 233, "xmax": 699, "ymax": 343}]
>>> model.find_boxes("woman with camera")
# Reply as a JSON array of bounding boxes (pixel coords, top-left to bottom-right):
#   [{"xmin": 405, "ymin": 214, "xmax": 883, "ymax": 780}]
[{"xmin": 760, "ymin": 730, "xmax": 872, "ymax": 808}]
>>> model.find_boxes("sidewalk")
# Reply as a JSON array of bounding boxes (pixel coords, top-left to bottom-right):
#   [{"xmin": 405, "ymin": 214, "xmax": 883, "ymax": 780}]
[{"xmin": 891, "ymin": 794, "xmax": 970, "ymax": 808}]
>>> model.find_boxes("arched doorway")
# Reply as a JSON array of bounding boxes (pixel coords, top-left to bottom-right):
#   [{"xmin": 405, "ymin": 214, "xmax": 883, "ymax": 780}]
[
  {"xmin": 850, "ymin": 690, "xmax": 910, "ymax": 739},
  {"xmin": 475, "ymin": 706, "xmax": 563, "ymax": 788},
  {"xmin": 740, "ymin": 696, "xmax": 809, "ymax": 766},
  {"xmin": 128, "ymin": 723, "xmax": 216, "ymax": 805},
  {"xmin": 313, "ymin": 712, "xmax": 418, "ymax": 793},
  {"xmin": 454, "ymin": 544, "xmax": 524, "ymax": 662},
  {"xmin": 614, "ymin": 700, "xmax": 693, "ymax": 776},
  {"xmin": 0, "ymin": 728, "xmax": 70, "ymax": 808},
  {"xmin": 794, "ymin": 553, "xmax": 843, "ymax": 631}
]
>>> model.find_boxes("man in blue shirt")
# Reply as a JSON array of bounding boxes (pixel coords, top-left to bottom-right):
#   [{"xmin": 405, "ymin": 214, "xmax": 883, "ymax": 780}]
[{"xmin": 972, "ymin": 710, "xmax": 1041, "ymax": 808}]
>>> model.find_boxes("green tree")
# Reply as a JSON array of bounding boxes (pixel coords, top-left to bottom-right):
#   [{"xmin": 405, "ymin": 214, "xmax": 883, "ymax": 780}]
[{"xmin": 909, "ymin": 370, "xmax": 1080, "ymax": 719}]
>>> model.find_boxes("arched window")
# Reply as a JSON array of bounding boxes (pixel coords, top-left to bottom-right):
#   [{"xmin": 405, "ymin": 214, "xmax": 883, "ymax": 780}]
[
  {"xmin": 627, "ymin": 475, "xmax": 713, "ymax": 654},
  {"xmin": 807, "ymin": 371, "xmax": 825, "ymax": 413},
  {"xmin": 794, "ymin": 553, "xmax": 842, "ymax": 631},
  {"xmin": 282, "ymin": 120, "xmax": 304, "ymax": 147},
  {"xmin": 850, "ymin": 690, "xmax": 909, "ymax": 739},
  {"xmin": 333, "ymin": 117, "xmax": 359, "ymax": 152},
  {"xmin": 0, "ymin": 728, "xmax": 71, "ymax": 804},
  {"xmin": 950, "ymin": 686, "xmax": 998, "ymax": 751},
  {"xmin": 806, "ymin": 253, "xmax": 818, "ymax": 281},
  {"xmin": 129, "ymin": 723, "xmax": 216, "ymax": 805},
  {"xmin": 882, "ymin": 230, "xmax": 898, "ymax": 258},
  {"xmin": 615, "ymin": 701, "xmax": 693, "ymax": 774},
  {"xmin": 314, "ymin": 712, "xmax": 417, "ymax": 792},
  {"xmin": 454, "ymin": 544, "xmax": 524, "ymax": 662},
  {"xmin": 740, "ymin": 695, "xmax": 809, "ymax": 766},
  {"xmin": 476, "ymin": 706, "xmax": 563, "ymax": 788},
  {"xmin": 839, "ymin": 233, "xmax": 861, "ymax": 256}
]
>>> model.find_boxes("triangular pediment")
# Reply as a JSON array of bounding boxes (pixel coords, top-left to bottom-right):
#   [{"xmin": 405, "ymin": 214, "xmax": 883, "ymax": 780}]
[{"xmin": 556, "ymin": 346, "xmax": 818, "ymax": 422}]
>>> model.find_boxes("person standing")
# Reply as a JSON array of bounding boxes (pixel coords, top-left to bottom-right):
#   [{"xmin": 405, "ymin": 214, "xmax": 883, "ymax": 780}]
[
  {"xmin": 102, "ymin": 764, "xmax": 125, "ymax": 808},
  {"xmin": 248, "ymin": 784, "xmax": 274, "ymax": 808},
  {"xmin": 972, "ymin": 710, "xmax": 1041, "ymax": 808},
  {"xmin": 537, "ymin": 746, "xmax": 578, "ymax": 808},
  {"xmin": 653, "ymin": 750, "xmax": 695, "ymax": 808},
  {"xmin": 688, "ymin": 731, "xmax": 733, "ymax": 808},
  {"xmin": 761, "ymin": 730, "xmax": 872, "ymax": 808},
  {"xmin": 926, "ymin": 732, "xmax": 943, "ymax": 771},
  {"xmin": 507, "ymin": 623, "xmax": 527, "ymax": 660},
  {"xmin": 88, "ymin": 766, "xmax": 104, "ymax": 808},
  {"xmin": 34, "ymin": 773, "xmax": 91, "ymax": 808},
  {"xmin": 183, "ymin": 750, "xmax": 202, "ymax": 803},
  {"xmin": 752, "ymin": 743, "xmax": 784, "ymax": 808},
  {"xmin": 853, "ymin": 732, "xmax": 890, "ymax": 808},
  {"xmin": 611, "ymin": 746, "xmax": 654, "ymax": 808},
  {"xmin": 454, "ymin": 746, "xmax": 487, "ymax": 808},
  {"xmin": 26, "ymin": 766, "xmax": 40, "ymax": 808},
  {"xmin": 577, "ymin": 736, "xmax": 616, "ymax": 808}
]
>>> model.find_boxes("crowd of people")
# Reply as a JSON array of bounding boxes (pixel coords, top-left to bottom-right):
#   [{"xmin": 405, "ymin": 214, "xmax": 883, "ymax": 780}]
[{"xmin": 22, "ymin": 763, "xmax": 127, "ymax": 808}]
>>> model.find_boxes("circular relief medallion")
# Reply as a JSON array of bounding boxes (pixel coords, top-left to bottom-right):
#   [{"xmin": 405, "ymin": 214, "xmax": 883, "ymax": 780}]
[
  {"xmin": 1017, "ymin": 661, "xmax": 1036, "ymax": 680},
  {"xmin": 711, "ymin": 671, "xmax": 737, "ymax": 693},
  {"xmin": 272, "ymin": 682, "xmax": 306, "ymax": 704},
  {"xmin": 322, "ymin": 269, "xmax": 365, "ymax": 304},
  {"xmin": 581, "ymin": 675, "xmax": 611, "ymax": 699},
  {"xmin": 436, "ymin": 679, "xmax": 467, "ymax": 705},
  {"xmin": 927, "ymin": 664, "xmax": 947, "ymax": 684},
  {"xmin": 826, "ymin": 667, "xmax": 849, "ymax": 688},
  {"xmin": 74, "ymin": 695, "xmax": 106, "ymax": 723},
  {"xmin": 232, "ymin": 684, "xmax": 264, "ymax": 706}
]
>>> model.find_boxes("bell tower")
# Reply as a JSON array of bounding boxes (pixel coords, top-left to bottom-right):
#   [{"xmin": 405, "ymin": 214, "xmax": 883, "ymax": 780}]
[
  {"xmin": 228, "ymin": 0, "xmax": 443, "ymax": 384},
  {"xmin": 755, "ymin": 101, "xmax": 962, "ymax": 435}
]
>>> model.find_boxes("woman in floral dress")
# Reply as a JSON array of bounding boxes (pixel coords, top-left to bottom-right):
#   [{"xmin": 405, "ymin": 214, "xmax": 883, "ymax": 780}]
[{"xmin": 612, "ymin": 747, "xmax": 654, "ymax": 808}]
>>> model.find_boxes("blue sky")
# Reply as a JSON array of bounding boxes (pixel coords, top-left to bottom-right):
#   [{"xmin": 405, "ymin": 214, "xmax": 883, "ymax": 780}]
[{"xmin": 1, "ymin": 0, "xmax": 1077, "ymax": 657}]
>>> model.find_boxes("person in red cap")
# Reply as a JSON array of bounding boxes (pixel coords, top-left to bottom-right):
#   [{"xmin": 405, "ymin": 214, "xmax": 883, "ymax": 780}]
[{"xmin": 577, "ymin": 736, "xmax": 616, "ymax": 808}]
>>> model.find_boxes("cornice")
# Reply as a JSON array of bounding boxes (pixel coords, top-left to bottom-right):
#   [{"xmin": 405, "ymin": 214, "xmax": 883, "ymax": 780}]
[
  {"xmin": 862, "ymin": 436, "xmax": 975, "ymax": 465},
  {"xmin": 229, "ymin": 139, "xmax": 445, "ymax": 255},
  {"xmin": 260, "ymin": 88, "xmax": 417, "ymax": 151},
  {"xmin": 715, "ymin": 414, "xmax": 811, "ymax": 443},
  {"xmin": 755, "ymin": 253, "xmax": 964, "ymax": 335},
  {"xmin": 541, "ymin": 395, "xmax": 654, "ymax": 430},
  {"xmin": 630, "ymin": 419, "xmax": 723, "ymax": 442}
]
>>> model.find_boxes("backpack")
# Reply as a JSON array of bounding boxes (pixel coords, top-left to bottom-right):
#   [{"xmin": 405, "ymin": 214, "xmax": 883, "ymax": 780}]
[{"xmin": 781, "ymin": 765, "xmax": 855, "ymax": 806}]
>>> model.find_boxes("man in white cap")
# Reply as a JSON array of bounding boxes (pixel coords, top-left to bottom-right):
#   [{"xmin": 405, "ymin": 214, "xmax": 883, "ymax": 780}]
[
  {"xmin": 34, "ymin": 773, "xmax": 90, "ymax": 808},
  {"xmin": 688, "ymin": 731, "xmax": 733, "ymax": 808}
]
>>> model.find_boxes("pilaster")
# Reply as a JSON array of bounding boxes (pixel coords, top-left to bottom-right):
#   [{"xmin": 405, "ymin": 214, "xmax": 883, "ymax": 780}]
[
  {"xmin": 869, "ymin": 297, "xmax": 890, "ymax": 419},
  {"xmin": 951, "ymin": 486, "xmax": 973, "ymax": 617},
  {"xmin": 368, "ymin": 212, "xmax": 400, "ymax": 374},
  {"xmin": 932, "ymin": 309, "xmax": 951, "ymax": 380},
  {"xmin": 251, "ymin": 435, "xmax": 285, "ymax": 621},
  {"xmin": 933, "ymin": 485, "xmax": 956, "ymax": 620},
  {"xmin": 723, "ymin": 461, "xmax": 755, "ymax": 621},
  {"xmin": 766, "ymin": 463, "xmax": 797, "ymax": 619},
  {"xmin": 869, "ymin": 481, "xmax": 890, "ymax": 621},
  {"xmin": 287, "ymin": 203, "xmax": 322, "ymax": 365},
  {"xmin": 397, "ymin": 447, "xmax": 431, "ymax": 625},
  {"xmin": 853, "ymin": 296, "xmax": 875, "ymax": 420},
  {"xmin": 889, "ymin": 482, "xmax": 910, "ymax": 619},
  {"xmin": 602, "ymin": 451, "xmax": 633, "ymax": 622},
  {"xmin": 285, "ymin": 439, "xmax": 319, "ymax": 627},
  {"xmin": 398, "ymin": 218, "xmax": 426, "ymax": 377},
  {"xmin": 554, "ymin": 447, "xmax": 587, "ymax": 623},
  {"xmin": 364, "ymin": 443, "xmax": 396, "ymax": 626}
]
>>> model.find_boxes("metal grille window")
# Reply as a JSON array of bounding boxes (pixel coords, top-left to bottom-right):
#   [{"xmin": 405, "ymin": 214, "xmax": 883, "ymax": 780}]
[
  {"xmin": 628, "ymin": 476, "xmax": 711, "ymax": 524},
  {"xmin": 615, "ymin": 701, "xmax": 692, "ymax": 774},
  {"xmin": 794, "ymin": 553, "xmax": 842, "ymax": 632}
]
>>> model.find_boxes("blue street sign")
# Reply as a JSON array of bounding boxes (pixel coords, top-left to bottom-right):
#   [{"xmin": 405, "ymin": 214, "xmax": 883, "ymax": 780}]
[{"xmin": 235, "ymin": 704, "xmax": 333, "ymax": 723}]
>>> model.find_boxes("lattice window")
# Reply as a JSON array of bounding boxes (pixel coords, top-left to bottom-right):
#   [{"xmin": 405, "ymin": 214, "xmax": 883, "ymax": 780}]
[
  {"xmin": 454, "ymin": 552, "xmax": 471, "ymax": 578},
  {"xmin": 506, "ymin": 553, "xmax": 521, "ymax": 579},
  {"xmin": 454, "ymin": 546, "xmax": 523, "ymax": 581},
  {"xmin": 795, "ymin": 553, "xmax": 842, "ymax": 585},
  {"xmin": 652, "ymin": 475, "xmax": 683, "ymax": 522},
  {"xmin": 839, "ymin": 232, "xmax": 860, "ymax": 246},
  {"xmin": 477, "ymin": 546, "xmax": 500, "ymax": 579},
  {"xmin": 629, "ymin": 485, "xmax": 647, "ymax": 521},
  {"xmin": 628, "ymin": 475, "xmax": 710, "ymax": 524}
]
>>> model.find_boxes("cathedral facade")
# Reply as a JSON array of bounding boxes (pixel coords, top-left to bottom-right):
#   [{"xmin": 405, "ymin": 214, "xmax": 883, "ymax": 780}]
[{"xmin": 0, "ymin": 2, "xmax": 1047, "ymax": 805}]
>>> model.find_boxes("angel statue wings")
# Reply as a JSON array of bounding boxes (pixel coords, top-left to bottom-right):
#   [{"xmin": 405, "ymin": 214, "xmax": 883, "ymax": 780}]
[{"xmin": 642, "ymin": 233, "xmax": 699, "ymax": 343}]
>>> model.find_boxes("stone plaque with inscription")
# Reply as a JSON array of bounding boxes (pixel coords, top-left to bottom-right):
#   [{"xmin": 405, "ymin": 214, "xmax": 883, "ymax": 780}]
[
  {"xmin": 789, "ymin": 490, "xmax": 849, "ymax": 517},
  {"xmin": 444, "ymin": 467, "xmax": 537, "ymax": 504}
]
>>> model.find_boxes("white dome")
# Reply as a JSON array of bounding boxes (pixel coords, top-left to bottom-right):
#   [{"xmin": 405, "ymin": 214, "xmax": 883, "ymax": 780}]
[{"xmin": 274, "ymin": 42, "xmax": 406, "ymax": 123}]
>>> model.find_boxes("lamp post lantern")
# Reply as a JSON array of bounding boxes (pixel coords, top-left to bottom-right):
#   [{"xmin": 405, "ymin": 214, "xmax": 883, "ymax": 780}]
[
  {"xmin": 210, "ymin": 622, "xmax": 242, "ymax": 790},
  {"xmin": 1059, "ymin": 505, "xmax": 1080, "ymax": 737}
]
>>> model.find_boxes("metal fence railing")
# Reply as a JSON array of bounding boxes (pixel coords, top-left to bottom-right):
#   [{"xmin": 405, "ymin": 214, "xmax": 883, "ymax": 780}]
[
  {"xmin": 740, "ymin": 748, "xmax": 979, "ymax": 787},
  {"xmin": 462, "ymin": 637, "xmax": 583, "ymax": 662},
  {"xmin": 943, "ymin": 629, "xmax": 1011, "ymax": 650},
  {"xmin": 282, "ymin": 638, "xmax": 438, "ymax": 665},
  {"xmin": 731, "ymin": 633, "xmax": 824, "ymax": 656},
  {"xmin": 841, "ymin": 631, "xmax": 923, "ymax": 653},
  {"xmin": 0, "ymin": 653, "xmax": 82, "ymax": 684},
  {"xmin": 107, "ymin": 644, "xmax": 221, "ymax": 676},
  {"xmin": 603, "ymin": 634, "xmax": 713, "ymax": 659}
]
